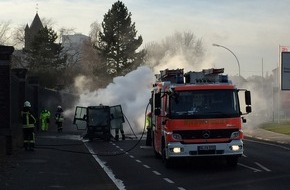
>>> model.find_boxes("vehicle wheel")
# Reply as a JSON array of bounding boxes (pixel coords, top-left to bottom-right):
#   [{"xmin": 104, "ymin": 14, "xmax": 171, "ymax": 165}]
[
  {"xmin": 162, "ymin": 146, "xmax": 172, "ymax": 168},
  {"xmin": 152, "ymin": 135, "xmax": 161, "ymax": 159},
  {"xmin": 104, "ymin": 132, "xmax": 111, "ymax": 141},
  {"xmin": 226, "ymin": 155, "xmax": 239, "ymax": 167}
]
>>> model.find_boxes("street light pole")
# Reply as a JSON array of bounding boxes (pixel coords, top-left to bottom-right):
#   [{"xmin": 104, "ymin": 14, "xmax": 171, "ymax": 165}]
[{"xmin": 213, "ymin": 43, "xmax": 241, "ymax": 77}]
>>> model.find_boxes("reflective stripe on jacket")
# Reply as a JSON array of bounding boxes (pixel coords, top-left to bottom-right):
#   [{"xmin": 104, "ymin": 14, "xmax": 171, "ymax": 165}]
[
  {"xmin": 55, "ymin": 113, "xmax": 64, "ymax": 122},
  {"xmin": 21, "ymin": 111, "xmax": 36, "ymax": 128},
  {"xmin": 145, "ymin": 116, "xmax": 151, "ymax": 129}
]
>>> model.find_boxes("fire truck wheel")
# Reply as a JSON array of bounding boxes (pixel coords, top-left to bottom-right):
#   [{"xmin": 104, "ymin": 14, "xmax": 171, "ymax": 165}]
[
  {"xmin": 226, "ymin": 155, "xmax": 239, "ymax": 167},
  {"xmin": 162, "ymin": 147, "xmax": 173, "ymax": 168},
  {"xmin": 152, "ymin": 137, "xmax": 161, "ymax": 159},
  {"xmin": 154, "ymin": 149, "xmax": 160, "ymax": 159}
]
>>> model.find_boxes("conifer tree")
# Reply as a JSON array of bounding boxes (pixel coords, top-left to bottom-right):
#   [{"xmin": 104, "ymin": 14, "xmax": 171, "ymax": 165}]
[
  {"xmin": 96, "ymin": 0, "xmax": 146, "ymax": 77},
  {"xmin": 24, "ymin": 26, "xmax": 67, "ymax": 88},
  {"xmin": 24, "ymin": 26, "xmax": 66, "ymax": 71}
]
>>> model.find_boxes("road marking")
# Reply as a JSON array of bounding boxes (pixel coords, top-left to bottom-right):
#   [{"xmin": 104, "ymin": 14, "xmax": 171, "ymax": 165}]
[
  {"xmin": 242, "ymin": 154, "xmax": 247, "ymax": 157},
  {"xmin": 238, "ymin": 163, "xmax": 262, "ymax": 172},
  {"xmin": 163, "ymin": 178, "xmax": 175, "ymax": 184},
  {"xmin": 255, "ymin": 162, "xmax": 271, "ymax": 172},
  {"xmin": 143, "ymin": 164, "xmax": 150, "ymax": 168},
  {"xmin": 153, "ymin": 170, "xmax": 161, "ymax": 175},
  {"xmin": 136, "ymin": 159, "xmax": 142, "ymax": 163},
  {"xmin": 178, "ymin": 187, "xmax": 187, "ymax": 190},
  {"xmin": 84, "ymin": 143, "xmax": 125, "ymax": 190},
  {"xmin": 129, "ymin": 155, "xmax": 134, "ymax": 159}
]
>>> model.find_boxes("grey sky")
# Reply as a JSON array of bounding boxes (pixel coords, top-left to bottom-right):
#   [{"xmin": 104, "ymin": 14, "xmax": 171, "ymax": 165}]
[{"xmin": 1, "ymin": 0, "xmax": 290, "ymax": 77}]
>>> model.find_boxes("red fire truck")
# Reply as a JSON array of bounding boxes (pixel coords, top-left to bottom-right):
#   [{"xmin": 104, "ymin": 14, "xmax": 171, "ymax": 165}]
[{"xmin": 150, "ymin": 68, "xmax": 252, "ymax": 167}]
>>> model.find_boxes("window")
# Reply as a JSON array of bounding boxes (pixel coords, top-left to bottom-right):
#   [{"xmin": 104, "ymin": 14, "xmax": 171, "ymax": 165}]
[{"xmin": 170, "ymin": 89, "xmax": 240, "ymax": 119}]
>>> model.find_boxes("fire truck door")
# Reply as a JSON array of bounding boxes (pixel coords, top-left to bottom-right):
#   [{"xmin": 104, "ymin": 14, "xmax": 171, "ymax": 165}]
[
  {"xmin": 110, "ymin": 105, "xmax": 125, "ymax": 130},
  {"xmin": 73, "ymin": 106, "xmax": 87, "ymax": 130}
]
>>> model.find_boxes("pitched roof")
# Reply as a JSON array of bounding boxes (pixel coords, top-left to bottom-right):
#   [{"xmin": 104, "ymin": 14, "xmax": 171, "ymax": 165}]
[{"xmin": 30, "ymin": 13, "xmax": 43, "ymax": 30}]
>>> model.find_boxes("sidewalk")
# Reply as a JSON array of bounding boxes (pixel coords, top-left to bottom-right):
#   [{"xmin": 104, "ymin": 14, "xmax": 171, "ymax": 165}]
[
  {"xmin": 244, "ymin": 127, "xmax": 290, "ymax": 146},
  {"xmin": 0, "ymin": 130, "xmax": 118, "ymax": 190}
]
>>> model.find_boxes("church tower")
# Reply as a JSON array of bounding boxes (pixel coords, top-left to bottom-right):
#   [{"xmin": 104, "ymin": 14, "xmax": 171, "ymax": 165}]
[{"xmin": 24, "ymin": 13, "xmax": 43, "ymax": 49}]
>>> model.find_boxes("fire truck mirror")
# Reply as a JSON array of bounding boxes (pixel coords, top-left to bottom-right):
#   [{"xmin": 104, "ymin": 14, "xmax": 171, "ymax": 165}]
[
  {"xmin": 245, "ymin": 90, "xmax": 251, "ymax": 105},
  {"xmin": 246, "ymin": 105, "xmax": 252, "ymax": 113},
  {"xmin": 154, "ymin": 93, "xmax": 161, "ymax": 108},
  {"xmin": 154, "ymin": 108, "xmax": 161, "ymax": 116}
]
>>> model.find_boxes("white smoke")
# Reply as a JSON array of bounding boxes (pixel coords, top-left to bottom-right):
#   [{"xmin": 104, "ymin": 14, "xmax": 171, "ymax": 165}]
[
  {"xmin": 153, "ymin": 51, "xmax": 215, "ymax": 74},
  {"xmin": 74, "ymin": 75, "xmax": 93, "ymax": 94},
  {"xmin": 73, "ymin": 66, "xmax": 155, "ymax": 134},
  {"xmin": 70, "ymin": 49, "xmax": 217, "ymax": 134}
]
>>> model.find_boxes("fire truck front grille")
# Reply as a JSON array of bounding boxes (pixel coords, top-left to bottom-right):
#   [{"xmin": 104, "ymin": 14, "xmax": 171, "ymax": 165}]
[{"xmin": 174, "ymin": 129, "xmax": 238, "ymax": 140}]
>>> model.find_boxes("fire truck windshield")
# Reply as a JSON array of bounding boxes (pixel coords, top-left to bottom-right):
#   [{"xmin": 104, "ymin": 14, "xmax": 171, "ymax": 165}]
[{"xmin": 169, "ymin": 89, "xmax": 240, "ymax": 119}]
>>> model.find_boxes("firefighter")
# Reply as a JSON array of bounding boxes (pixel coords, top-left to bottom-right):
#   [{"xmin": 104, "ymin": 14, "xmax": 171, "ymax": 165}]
[
  {"xmin": 114, "ymin": 119, "xmax": 125, "ymax": 141},
  {"xmin": 40, "ymin": 108, "xmax": 51, "ymax": 131},
  {"xmin": 21, "ymin": 101, "xmax": 36, "ymax": 151},
  {"xmin": 145, "ymin": 112, "xmax": 152, "ymax": 146},
  {"xmin": 55, "ymin": 105, "xmax": 64, "ymax": 132}
]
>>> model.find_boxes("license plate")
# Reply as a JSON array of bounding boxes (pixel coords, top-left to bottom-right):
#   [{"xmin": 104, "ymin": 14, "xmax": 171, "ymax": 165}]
[{"xmin": 198, "ymin": 145, "xmax": 216, "ymax": 151}]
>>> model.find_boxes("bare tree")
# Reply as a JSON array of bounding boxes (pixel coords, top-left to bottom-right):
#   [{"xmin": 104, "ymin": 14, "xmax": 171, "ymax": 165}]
[
  {"xmin": 11, "ymin": 24, "xmax": 25, "ymax": 49},
  {"xmin": 145, "ymin": 31, "xmax": 205, "ymax": 68},
  {"xmin": 89, "ymin": 21, "xmax": 101, "ymax": 46},
  {"xmin": 0, "ymin": 21, "xmax": 12, "ymax": 45}
]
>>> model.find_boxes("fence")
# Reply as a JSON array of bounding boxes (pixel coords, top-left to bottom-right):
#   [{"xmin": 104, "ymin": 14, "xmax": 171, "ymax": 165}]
[{"xmin": 0, "ymin": 45, "xmax": 79, "ymax": 156}]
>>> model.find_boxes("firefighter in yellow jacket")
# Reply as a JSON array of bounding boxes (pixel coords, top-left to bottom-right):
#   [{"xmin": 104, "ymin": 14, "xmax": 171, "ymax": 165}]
[
  {"xmin": 40, "ymin": 109, "xmax": 50, "ymax": 131},
  {"xmin": 145, "ymin": 112, "xmax": 152, "ymax": 146},
  {"xmin": 21, "ymin": 101, "xmax": 36, "ymax": 151}
]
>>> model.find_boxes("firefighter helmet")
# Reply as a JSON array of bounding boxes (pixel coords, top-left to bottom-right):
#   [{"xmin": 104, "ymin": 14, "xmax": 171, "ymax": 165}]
[
  {"xmin": 57, "ymin": 105, "xmax": 63, "ymax": 112},
  {"xmin": 24, "ymin": 101, "xmax": 31, "ymax": 108}
]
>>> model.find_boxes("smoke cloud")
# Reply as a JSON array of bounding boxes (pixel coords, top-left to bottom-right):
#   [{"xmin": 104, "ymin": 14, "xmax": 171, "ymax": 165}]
[
  {"xmin": 70, "ymin": 46, "xmax": 215, "ymax": 134},
  {"xmin": 73, "ymin": 66, "xmax": 155, "ymax": 134}
]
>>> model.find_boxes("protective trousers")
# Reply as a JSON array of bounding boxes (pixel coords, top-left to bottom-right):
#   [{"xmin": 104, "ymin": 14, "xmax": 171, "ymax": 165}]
[
  {"xmin": 23, "ymin": 127, "xmax": 35, "ymax": 150},
  {"xmin": 40, "ymin": 117, "xmax": 49, "ymax": 131},
  {"xmin": 146, "ymin": 128, "xmax": 152, "ymax": 146},
  {"xmin": 115, "ymin": 127, "xmax": 125, "ymax": 141},
  {"xmin": 56, "ymin": 122, "xmax": 63, "ymax": 132}
]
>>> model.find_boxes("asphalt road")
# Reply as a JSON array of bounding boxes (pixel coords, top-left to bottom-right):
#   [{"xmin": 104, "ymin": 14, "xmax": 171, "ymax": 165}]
[
  {"xmin": 86, "ymin": 137, "xmax": 290, "ymax": 190},
  {"xmin": 1, "ymin": 131, "xmax": 290, "ymax": 190},
  {"xmin": 0, "ymin": 132, "xmax": 119, "ymax": 190}
]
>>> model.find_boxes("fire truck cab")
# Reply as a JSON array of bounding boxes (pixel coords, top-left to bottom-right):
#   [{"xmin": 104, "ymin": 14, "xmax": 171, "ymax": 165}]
[{"xmin": 150, "ymin": 68, "xmax": 251, "ymax": 167}]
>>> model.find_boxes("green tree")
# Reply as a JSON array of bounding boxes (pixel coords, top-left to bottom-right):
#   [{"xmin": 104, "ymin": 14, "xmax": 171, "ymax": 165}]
[
  {"xmin": 24, "ymin": 26, "xmax": 67, "ymax": 88},
  {"xmin": 96, "ymin": 0, "xmax": 146, "ymax": 78}
]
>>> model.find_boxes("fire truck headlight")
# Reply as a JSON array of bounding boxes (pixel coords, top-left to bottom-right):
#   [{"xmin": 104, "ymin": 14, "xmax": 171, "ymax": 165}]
[
  {"xmin": 172, "ymin": 133, "xmax": 182, "ymax": 140},
  {"xmin": 170, "ymin": 147, "xmax": 182, "ymax": 153},
  {"xmin": 230, "ymin": 145, "xmax": 242, "ymax": 151},
  {"xmin": 230, "ymin": 131, "xmax": 240, "ymax": 139}
]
